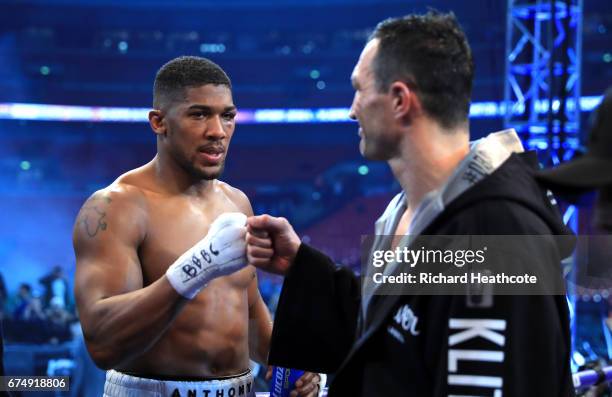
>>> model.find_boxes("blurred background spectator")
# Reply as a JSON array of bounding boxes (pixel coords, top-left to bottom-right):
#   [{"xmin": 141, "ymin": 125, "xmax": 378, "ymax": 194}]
[{"xmin": 39, "ymin": 266, "xmax": 71, "ymax": 311}]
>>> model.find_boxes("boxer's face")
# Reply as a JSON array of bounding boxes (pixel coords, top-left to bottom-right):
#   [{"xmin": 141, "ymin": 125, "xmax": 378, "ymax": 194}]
[
  {"xmin": 349, "ymin": 39, "xmax": 400, "ymax": 161},
  {"xmin": 163, "ymin": 84, "xmax": 236, "ymax": 180}
]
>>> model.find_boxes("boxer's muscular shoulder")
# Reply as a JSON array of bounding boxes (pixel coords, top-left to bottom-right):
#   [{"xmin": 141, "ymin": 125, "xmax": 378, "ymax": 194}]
[
  {"xmin": 74, "ymin": 180, "xmax": 148, "ymax": 246},
  {"xmin": 216, "ymin": 180, "xmax": 252, "ymax": 216}
]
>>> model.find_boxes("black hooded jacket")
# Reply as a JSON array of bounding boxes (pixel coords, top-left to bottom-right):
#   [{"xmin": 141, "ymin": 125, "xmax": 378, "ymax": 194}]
[{"xmin": 269, "ymin": 152, "xmax": 575, "ymax": 397}]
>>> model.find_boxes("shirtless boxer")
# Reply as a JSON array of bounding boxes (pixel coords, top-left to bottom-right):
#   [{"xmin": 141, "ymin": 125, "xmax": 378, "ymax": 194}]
[{"xmin": 73, "ymin": 56, "xmax": 319, "ymax": 397}]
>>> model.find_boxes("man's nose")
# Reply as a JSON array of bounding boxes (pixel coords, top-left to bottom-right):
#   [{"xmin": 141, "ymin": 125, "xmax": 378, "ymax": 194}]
[
  {"xmin": 205, "ymin": 115, "xmax": 226, "ymax": 139},
  {"xmin": 348, "ymin": 97, "xmax": 357, "ymax": 120}
]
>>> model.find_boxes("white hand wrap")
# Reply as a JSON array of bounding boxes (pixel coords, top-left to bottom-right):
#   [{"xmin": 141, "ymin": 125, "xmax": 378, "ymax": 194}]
[
  {"xmin": 318, "ymin": 373, "xmax": 327, "ymax": 397},
  {"xmin": 166, "ymin": 212, "xmax": 248, "ymax": 299}
]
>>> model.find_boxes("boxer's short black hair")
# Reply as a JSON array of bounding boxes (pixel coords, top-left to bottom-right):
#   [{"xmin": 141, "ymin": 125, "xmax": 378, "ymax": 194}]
[
  {"xmin": 153, "ymin": 56, "xmax": 231, "ymax": 109},
  {"xmin": 369, "ymin": 11, "xmax": 474, "ymax": 129}
]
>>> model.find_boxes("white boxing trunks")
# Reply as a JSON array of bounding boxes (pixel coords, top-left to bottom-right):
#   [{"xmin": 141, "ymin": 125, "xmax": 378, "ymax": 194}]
[{"xmin": 103, "ymin": 369, "xmax": 255, "ymax": 397}]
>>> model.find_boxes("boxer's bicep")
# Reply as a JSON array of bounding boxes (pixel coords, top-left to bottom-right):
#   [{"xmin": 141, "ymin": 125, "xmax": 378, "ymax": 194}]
[{"xmin": 73, "ymin": 189, "xmax": 145, "ymax": 329}]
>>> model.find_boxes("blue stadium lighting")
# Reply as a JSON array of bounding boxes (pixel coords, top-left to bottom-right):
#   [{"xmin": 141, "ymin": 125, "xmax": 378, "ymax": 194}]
[
  {"xmin": 469, "ymin": 101, "xmax": 499, "ymax": 117},
  {"xmin": 0, "ymin": 96, "xmax": 602, "ymax": 124},
  {"xmin": 528, "ymin": 125, "xmax": 548, "ymax": 133},
  {"xmin": 579, "ymin": 96, "xmax": 603, "ymax": 110},
  {"xmin": 563, "ymin": 205, "xmax": 576, "ymax": 225},
  {"xmin": 572, "ymin": 351, "xmax": 585, "ymax": 367},
  {"xmin": 315, "ymin": 108, "xmax": 350, "ymax": 122},
  {"xmin": 200, "ymin": 43, "xmax": 226, "ymax": 53},
  {"xmin": 358, "ymin": 165, "xmax": 369, "ymax": 176},
  {"xmin": 286, "ymin": 109, "xmax": 315, "ymax": 122}
]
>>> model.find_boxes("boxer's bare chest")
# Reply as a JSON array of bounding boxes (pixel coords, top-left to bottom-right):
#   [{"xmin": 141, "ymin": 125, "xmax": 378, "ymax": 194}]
[
  {"xmin": 137, "ymin": 190, "xmax": 243, "ymax": 285},
  {"xmin": 114, "ymin": 178, "xmax": 254, "ymax": 374}
]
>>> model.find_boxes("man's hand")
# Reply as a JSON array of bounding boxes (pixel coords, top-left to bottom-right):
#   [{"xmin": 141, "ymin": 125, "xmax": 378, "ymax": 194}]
[
  {"xmin": 264, "ymin": 367, "xmax": 321, "ymax": 397},
  {"xmin": 292, "ymin": 372, "xmax": 321, "ymax": 397},
  {"xmin": 246, "ymin": 215, "xmax": 301, "ymax": 275}
]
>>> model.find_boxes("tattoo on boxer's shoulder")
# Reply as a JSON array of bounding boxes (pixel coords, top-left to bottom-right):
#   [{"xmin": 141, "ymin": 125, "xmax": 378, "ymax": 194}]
[{"xmin": 78, "ymin": 194, "xmax": 112, "ymax": 238}]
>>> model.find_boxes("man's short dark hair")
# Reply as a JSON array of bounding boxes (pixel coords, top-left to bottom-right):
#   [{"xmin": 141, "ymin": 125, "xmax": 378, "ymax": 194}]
[
  {"xmin": 369, "ymin": 11, "xmax": 474, "ymax": 129},
  {"xmin": 153, "ymin": 56, "xmax": 231, "ymax": 109}
]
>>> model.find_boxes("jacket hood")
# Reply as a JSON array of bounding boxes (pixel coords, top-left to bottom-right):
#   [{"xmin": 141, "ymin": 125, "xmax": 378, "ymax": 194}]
[{"xmin": 430, "ymin": 150, "xmax": 576, "ymax": 258}]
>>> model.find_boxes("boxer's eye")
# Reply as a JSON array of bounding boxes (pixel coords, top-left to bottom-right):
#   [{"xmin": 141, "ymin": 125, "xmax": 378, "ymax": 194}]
[
  {"xmin": 190, "ymin": 111, "xmax": 209, "ymax": 119},
  {"xmin": 222, "ymin": 112, "xmax": 236, "ymax": 122}
]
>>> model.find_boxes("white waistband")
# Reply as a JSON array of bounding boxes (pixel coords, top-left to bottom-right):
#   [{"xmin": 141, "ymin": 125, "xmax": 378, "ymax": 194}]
[{"xmin": 104, "ymin": 369, "xmax": 255, "ymax": 397}]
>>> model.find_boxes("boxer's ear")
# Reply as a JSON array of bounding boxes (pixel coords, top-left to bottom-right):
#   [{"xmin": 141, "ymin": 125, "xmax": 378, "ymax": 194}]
[{"xmin": 148, "ymin": 110, "xmax": 167, "ymax": 136}]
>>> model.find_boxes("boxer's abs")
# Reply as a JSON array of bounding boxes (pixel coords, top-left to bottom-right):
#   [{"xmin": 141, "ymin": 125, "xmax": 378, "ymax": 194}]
[{"xmin": 117, "ymin": 282, "xmax": 252, "ymax": 377}]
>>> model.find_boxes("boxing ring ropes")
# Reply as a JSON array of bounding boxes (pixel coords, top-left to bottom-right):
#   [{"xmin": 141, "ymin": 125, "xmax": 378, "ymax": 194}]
[{"xmin": 573, "ymin": 366, "xmax": 612, "ymax": 390}]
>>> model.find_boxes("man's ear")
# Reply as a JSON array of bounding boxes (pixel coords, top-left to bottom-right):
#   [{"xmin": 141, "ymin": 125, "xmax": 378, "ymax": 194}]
[
  {"xmin": 390, "ymin": 81, "xmax": 424, "ymax": 121},
  {"xmin": 149, "ymin": 110, "xmax": 166, "ymax": 136},
  {"xmin": 389, "ymin": 81, "xmax": 413, "ymax": 119}
]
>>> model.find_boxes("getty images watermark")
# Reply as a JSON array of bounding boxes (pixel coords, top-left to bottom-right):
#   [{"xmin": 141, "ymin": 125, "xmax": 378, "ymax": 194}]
[
  {"xmin": 371, "ymin": 245, "xmax": 537, "ymax": 285},
  {"xmin": 360, "ymin": 235, "xmax": 587, "ymax": 296}
]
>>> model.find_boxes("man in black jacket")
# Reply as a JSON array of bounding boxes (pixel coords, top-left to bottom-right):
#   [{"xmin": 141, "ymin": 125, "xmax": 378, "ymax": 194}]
[{"xmin": 245, "ymin": 11, "xmax": 575, "ymax": 397}]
